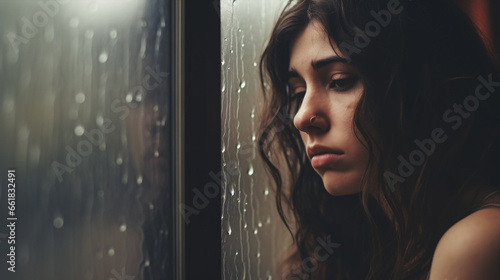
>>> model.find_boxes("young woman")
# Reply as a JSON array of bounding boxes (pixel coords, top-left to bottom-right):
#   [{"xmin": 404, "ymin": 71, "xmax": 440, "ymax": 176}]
[{"xmin": 258, "ymin": 0, "xmax": 500, "ymax": 279}]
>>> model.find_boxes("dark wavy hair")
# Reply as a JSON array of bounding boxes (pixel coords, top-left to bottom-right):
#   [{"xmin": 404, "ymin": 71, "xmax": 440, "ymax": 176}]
[{"xmin": 258, "ymin": 0, "xmax": 500, "ymax": 279}]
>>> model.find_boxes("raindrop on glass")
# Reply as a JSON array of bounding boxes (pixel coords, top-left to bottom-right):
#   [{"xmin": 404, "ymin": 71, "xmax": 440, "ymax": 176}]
[
  {"xmin": 239, "ymin": 81, "xmax": 246, "ymax": 89},
  {"xmin": 222, "ymin": 145, "xmax": 226, "ymax": 153},
  {"xmin": 236, "ymin": 143, "xmax": 241, "ymax": 149},
  {"xmin": 98, "ymin": 52, "xmax": 108, "ymax": 63},
  {"xmin": 256, "ymin": 252, "xmax": 261, "ymax": 258},
  {"xmin": 75, "ymin": 92, "xmax": 85, "ymax": 104},
  {"xmin": 227, "ymin": 224, "xmax": 232, "ymax": 235},
  {"xmin": 266, "ymin": 216, "xmax": 271, "ymax": 224},
  {"xmin": 96, "ymin": 115, "xmax": 104, "ymax": 126},
  {"xmin": 119, "ymin": 223, "xmax": 127, "ymax": 232},
  {"xmin": 74, "ymin": 125, "xmax": 85, "ymax": 136},
  {"xmin": 107, "ymin": 248, "xmax": 115, "ymax": 256},
  {"xmin": 109, "ymin": 29, "xmax": 118, "ymax": 39},
  {"xmin": 137, "ymin": 176, "xmax": 143, "ymax": 185},
  {"xmin": 53, "ymin": 217, "xmax": 64, "ymax": 229},
  {"xmin": 248, "ymin": 166, "xmax": 254, "ymax": 176},
  {"xmin": 253, "ymin": 229, "xmax": 258, "ymax": 235},
  {"xmin": 264, "ymin": 188, "xmax": 269, "ymax": 196},
  {"xmin": 145, "ymin": 260, "xmax": 150, "ymax": 267},
  {"xmin": 230, "ymin": 184, "xmax": 235, "ymax": 196},
  {"xmin": 253, "ymin": 62, "xmax": 257, "ymax": 67},
  {"xmin": 125, "ymin": 93, "xmax": 133, "ymax": 103},
  {"xmin": 258, "ymin": 221, "xmax": 263, "ymax": 228},
  {"xmin": 116, "ymin": 156, "xmax": 123, "ymax": 165}
]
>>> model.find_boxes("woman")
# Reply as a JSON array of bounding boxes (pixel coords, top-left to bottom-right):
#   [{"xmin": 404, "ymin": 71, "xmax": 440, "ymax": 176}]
[{"xmin": 258, "ymin": 0, "xmax": 500, "ymax": 279}]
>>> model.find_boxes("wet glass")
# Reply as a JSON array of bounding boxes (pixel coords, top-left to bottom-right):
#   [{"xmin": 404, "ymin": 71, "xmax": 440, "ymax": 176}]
[
  {"xmin": 0, "ymin": 0, "xmax": 179, "ymax": 279},
  {"xmin": 221, "ymin": 0, "xmax": 291, "ymax": 279}
]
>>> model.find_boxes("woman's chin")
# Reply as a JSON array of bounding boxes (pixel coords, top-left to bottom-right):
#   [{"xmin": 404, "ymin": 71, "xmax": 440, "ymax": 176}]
[{"xmin": 322, "ymin": 176, "xmax": 362, "ymax": 196}]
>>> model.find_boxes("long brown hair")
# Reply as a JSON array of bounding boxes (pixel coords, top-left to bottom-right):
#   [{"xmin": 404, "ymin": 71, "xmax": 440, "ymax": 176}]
[{"xmin": 258, "ymin": 0, "xmax": 500, "ymax": 279}]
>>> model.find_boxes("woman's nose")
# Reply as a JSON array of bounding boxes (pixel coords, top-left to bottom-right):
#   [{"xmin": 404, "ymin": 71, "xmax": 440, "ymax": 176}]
[{"xmin": 293, "ymin": 90, "xmax": 329, "ymax": 134}]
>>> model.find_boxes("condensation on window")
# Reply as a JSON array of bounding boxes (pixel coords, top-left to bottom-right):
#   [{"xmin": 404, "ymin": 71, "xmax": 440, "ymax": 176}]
[
  {"xmin": 0, "ymin": 0, "xmax": 175, "ymax": 279},
  {"xmin": 221, "ymin": 0, "xmax": 292, "ymax": 279}
]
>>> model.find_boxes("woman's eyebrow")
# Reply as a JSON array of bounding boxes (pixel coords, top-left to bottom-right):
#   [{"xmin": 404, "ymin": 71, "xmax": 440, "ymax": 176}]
[{"xmin": 312, "ymin": 56, "xmax": 349, "ymax": 70}]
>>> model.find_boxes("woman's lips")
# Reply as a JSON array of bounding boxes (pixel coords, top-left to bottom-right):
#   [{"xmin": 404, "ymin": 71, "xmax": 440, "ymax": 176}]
[{"xmin": 310, "ymin": 153, "xmax": 344, "ymax": 169}]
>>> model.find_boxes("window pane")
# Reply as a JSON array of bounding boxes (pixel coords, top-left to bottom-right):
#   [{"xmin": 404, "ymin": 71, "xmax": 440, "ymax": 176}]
[
  {"xmin": 221, "ymin": 0, "xmax": 291, "ymax": 279},
  {"xmin": 0, "ymin": 0, "xmax": 178, "ymax": 279}
]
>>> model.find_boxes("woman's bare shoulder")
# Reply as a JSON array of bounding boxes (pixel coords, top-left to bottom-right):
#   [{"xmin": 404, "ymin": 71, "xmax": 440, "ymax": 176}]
[{"xmin": 428, "ymin": 207, "xmax": 500, "ymax": 280}]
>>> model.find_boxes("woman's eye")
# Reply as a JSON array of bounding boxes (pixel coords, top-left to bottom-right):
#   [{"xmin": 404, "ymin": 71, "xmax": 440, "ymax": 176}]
[{"xmin": 329, "ymin": 76, "xmax": 358, "ymax": 92}]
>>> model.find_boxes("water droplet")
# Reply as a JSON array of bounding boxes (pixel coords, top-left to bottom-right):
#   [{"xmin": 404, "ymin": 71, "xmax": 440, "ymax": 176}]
[
  {"xmin": 264, "ymin": 189, "xmax": 269, "ymax": 196},
  {"xmin": 236, "ymin": 143, "xmax": 241, "ymax": 149},
  {"xmin": 256, "ymin": 252, "xmax": 261, "ymax": 258},
  {"xmin": 154, "ymin": 105, "xmax": 159, "ymax": 112},
  {"xmin": 137, "ymin": 176, "xmax": 143, "ymax": 185},
  {"xmin": 227, "ymin": 225, "xmax": 232, "ymax": 235},
  {"xmin": 69, "ymin": 17, "xmax": 79, "ymax": 28},
  {"xmin": 108, "ymin": 248, "xmax": 115, "ymax": 256},
  {"xmin": 253, "ymin": 62, "xmax": 257, "ymax": 67},
  {"xmin": 125, "ymin": 93, "xmax": 133, "ymax": 103},
  {"xmin": 53, "ymin": 217, "xmax": 64, "ymax": 229},
  {"xmin": 96, "ymin": 115, "xmax": 104, "ymax": 126},
  {"xmin": 74, "ymin": 125, "xmax": 85, "ymax": 136},
  {"xmin": 116, "ymin": 156, "xmax": 123, "ymax": 165},
  {"xmin": 252, "ymin": 134, "xmax": 256, "ymax": 141},
  {"xmin": 237, "ymin": 89, "xmax": 241, "ymax": 94},
  {"xmin": 149, "ymin": 202, "xmax": 154, "ymax": 210},
  {"xmin": 119, "ymin": 223, "xmax": 127, "ymax": 232},
  {"xmin": 230, "ymin": 49, "xmax": 234, "ymax": 54},
  {"xmin": 222, "ymin": 83, "xmax": 226, "ymax": 93},
  {"xmin": 258, "ymin": 221, "xmax": 263, "ymax": 228},
  {"xmin": 266, "ymin": 216, "xmax": 271, "ymax": 224},
  {"xmin": 244, "ymin": 223, "xmax": 247, "ymax": 229},
  {"xmin": 221, "ymin": 59, "xmax": 225, "ymax": 66},
  {"xmin": 135, "ymin": 93, "xmax": 143, "ymax": 102},
  {"xmin": 235, "ymin": 251, "xmax": 239, "ymax": 256},
  {"xmin": 241, "ymin": 43, "xmax": 245, "ymax": 48},
  {"xmin": 224, "ymin": 37, "xmax": 228, "ymax": 42},
  {"xmin": 222, "ymin": 146, "xmax": 226, "ymax": 153},
  {"xmin": 248, "ymin": 166, "xmax": 254, "ymax": 176},
  {"xmin": 145, "ymin": 259, "xmax": 150, "ymax": 267},
  {"xmin": 109, "ymin": 29, "xmax": 118, "ymax": 39},
  {"xmin": 99, "ymin": 52, "xmax": 108, "ymax": 63},
  {"xmin": 154, "ymin": 150, "xmax": 159, "ymax": 157},
  {"xmin": 240, "ymin": 81, "xmax": 246, "ymax": 88},
  {"xmin": 75, "ymin": 92, "xmax": 85, "ymax": 104},
  {"xmin": 253, "ymin": 229, "xmax": 258, "ymax": 235},
  {"xmin": 230, "ymin": 185, "xmax": 235, "ymax": 196}
]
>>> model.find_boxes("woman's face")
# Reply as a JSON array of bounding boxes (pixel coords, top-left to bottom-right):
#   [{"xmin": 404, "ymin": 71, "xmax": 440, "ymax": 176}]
[{"xmin": 289, "ymin": 20, "xmax": 370, "ymax": 196}]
